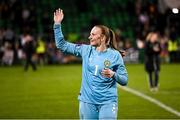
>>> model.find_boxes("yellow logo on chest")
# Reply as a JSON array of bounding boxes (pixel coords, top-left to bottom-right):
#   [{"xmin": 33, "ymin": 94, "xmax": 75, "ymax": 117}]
[{"xmin": 104, "ymin": 60, "xmax": 111, "ymax": 68}]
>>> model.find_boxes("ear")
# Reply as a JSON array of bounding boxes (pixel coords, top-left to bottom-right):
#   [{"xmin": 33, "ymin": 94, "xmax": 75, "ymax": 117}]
[
  {"xmin": 101, "ymin": 35, "xmax": 106, "ymax": 42},
  {"xmin": 102, "ymin": 35, "xmax": 110, "ymax": 46}
]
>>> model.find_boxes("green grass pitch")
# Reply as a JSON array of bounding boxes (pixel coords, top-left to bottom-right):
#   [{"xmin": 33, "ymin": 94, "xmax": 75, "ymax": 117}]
[{"xmin": 0, "ymin": 64, "xmax": 179, "ymax": 119}]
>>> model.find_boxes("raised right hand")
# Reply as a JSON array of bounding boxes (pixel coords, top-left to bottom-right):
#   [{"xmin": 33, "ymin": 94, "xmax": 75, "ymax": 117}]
[{"xmin": 54, "ymin": 8, "xmax": 64, "ymax": 24}]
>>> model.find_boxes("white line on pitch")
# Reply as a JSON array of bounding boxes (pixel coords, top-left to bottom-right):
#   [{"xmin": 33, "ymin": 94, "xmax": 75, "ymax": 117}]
[{"xmin": 119, "ymin": 86, "xmax": 180, "ymax": 117}]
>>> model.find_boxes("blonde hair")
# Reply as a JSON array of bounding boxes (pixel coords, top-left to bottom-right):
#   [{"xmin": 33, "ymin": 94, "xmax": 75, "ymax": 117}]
[
  {"xmin": 146, "ymin": 32, "xmax": 159, "ymax": 42},
  {"xmin": 146, "ymin": 32, "xmax": 153, "ymax": 41},
  {"xmin": 95, "ymin": 25, "xmax": 125, "ymax": 56}
]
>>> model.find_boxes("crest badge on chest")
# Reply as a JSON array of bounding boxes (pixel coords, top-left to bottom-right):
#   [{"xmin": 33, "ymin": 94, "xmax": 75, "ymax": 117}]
[{"xmin": 104, "ymin": 59, "xmax": 111, "ymax": 69}]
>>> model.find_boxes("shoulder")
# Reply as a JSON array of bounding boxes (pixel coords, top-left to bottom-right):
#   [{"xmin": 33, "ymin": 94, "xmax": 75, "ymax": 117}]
[
  {"xmin": 109, "ymin": 48, "xmax": 122, "ymax": 60},
  {"xmin": 82, "ymin": 44, "xmax": 91, "ymax": 51},
  {"xmin": 74, "ymin": 44, "xmax": 90, "ymax": 49},
  {"xmin": 78, "ymin": 44, "xmax": 92, "ymax": 55},
  {"xmin": 109, "ymin": 48, "xmax": 121, "ymax": 56}
]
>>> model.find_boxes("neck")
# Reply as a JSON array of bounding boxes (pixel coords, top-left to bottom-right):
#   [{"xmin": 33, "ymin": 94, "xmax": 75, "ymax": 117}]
[{"xmin": 96, "ymin": 44, "xmax": 107, "ymax": 52}]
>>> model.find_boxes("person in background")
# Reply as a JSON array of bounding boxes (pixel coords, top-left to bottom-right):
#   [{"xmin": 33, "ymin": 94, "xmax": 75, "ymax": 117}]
[
  {"xmin": 1, "ymin": 42, "xmax": 14, "ymax": 66},
  {"xmin": 36, "ymin": 36, "xmax": 46, "ymax": 65},
  {"xmin": 23, "ymin": 34, "xmax": 37, "ymax": 71},
  {"xmin": 53, "ymin": 8, "xmax": 128, "ymax": 119},
  {"xmin": 144, "ymin": 32, "xmax": 161, "ymax": 92}
]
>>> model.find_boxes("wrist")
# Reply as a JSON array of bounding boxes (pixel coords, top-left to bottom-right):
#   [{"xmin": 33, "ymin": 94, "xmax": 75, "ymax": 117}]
[
  {"xmin": 54, "ymin": 22, "xmax": 61, "ymax": 25},
  {"xmin": 110, "ymin": 70, "xmax": 115, "ymax": 78}
]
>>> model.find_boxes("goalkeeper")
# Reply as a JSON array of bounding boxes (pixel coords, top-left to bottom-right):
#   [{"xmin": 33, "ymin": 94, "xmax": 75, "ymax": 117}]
[{"xmin": 53, "ymin": 8, "xmax": 128, "ymax": 119}]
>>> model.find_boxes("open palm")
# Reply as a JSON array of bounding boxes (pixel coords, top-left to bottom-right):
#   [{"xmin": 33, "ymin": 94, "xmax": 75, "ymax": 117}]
[{"xmin": 54, "ymin": 8, "xmax": 64, "ymax": 24}]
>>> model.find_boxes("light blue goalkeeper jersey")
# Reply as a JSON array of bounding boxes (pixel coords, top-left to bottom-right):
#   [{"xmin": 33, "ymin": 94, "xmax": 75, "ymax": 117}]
[{"xmin": 54, "ymin": 24, "xmax": 128, "ymax": 104}]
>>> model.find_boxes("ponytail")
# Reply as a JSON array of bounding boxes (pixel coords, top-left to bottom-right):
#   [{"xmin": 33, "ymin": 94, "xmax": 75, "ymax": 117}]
[{"xmin": 109, "ymin": 29, "xmax": 125, "ymax": 57}]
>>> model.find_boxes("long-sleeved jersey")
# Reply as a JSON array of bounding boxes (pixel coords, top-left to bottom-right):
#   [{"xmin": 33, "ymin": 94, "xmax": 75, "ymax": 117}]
[{"xmin": 54, "ymin": 24, "xmax": 128, "ymax": 104}]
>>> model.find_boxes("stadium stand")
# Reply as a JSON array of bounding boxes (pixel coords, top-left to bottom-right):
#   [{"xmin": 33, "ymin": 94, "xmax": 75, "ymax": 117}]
[{"xmin": 0, "ymin": 0, "xmax": 180, "ymax": 65}]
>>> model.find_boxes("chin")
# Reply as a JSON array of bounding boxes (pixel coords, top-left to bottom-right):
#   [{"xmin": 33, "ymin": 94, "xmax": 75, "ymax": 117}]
[
  {"xmin": 90, "ymin": 43, "xmax": 96, "ymax": 46},
  {"xmin": 90, "ymin": 42, "xmax": 94, "ymax": 46},
  {"xmin": 90, "ymin": 41, "xmax": 98, "ymax": 46}
]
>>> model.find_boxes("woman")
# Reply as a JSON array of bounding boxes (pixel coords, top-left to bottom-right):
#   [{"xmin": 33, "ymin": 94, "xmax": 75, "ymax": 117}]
[
  {"xmin": 144, "ymin": 32, "xmax": 161, "ymax": 92},
  {"xmin": 53, "ymin": 8, "xmax": 128, "ymax": 119}
]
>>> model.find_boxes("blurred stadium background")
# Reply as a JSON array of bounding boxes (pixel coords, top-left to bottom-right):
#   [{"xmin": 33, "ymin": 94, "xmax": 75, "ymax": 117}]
[{"xmin": 0, "ymin": 0, "xmax": 180, "ymax": 119}]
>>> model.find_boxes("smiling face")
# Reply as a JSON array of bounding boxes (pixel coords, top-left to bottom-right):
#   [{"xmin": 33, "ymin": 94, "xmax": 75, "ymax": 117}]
[{"xmin": 88, "ymin": 26, "xmax": 105, "ymax": 47}]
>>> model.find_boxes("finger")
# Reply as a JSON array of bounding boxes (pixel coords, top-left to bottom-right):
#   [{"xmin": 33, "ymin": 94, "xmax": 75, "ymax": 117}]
[
  {"xmin": 101, "ymin": 71, "xmax": 110, "ymax": 76},
  {"xmin": 60, "ymin": 10, "xmax": 63, "ymax": 15},
  {"xmin": 54, "ymin": 12, "xmax": 56, "ymax": 16},
  {"xmin": 107, "ymin": 75, "xmax": 111, "ymax": 78},
  {"xmin": 101, "ymin": 70, "xmax": 107, "ymax": 74},
  {"xmin": 58, "ymin": 8, "xmax": 62, "ymax": 14},
  {"xmin": 101, "ymin": 73, "xmax": 107, "ymax": 77},
  {"xmin": 102, "ymin": 69, "xmax": 110, "ymax": 74},
  {"xmin": 58, "ymin": 8, "xmax": 63, "ymax": 13},
  {"xmin": 101, "ymin": 71, "xmax": 107, "ymax": 75},
  {"xmin": 102, "ymin": 69, "xmax": 107, "ymax": 73},
  {"xmin": 61, "ymin": 10, "xmax": 64, "ymax": 16},
  {"xmin": 55, "ymin": 10, "xmax": 59, "ymax": 15},
  {"xmin": 101, "ymin": 71, "xmax": 105, "ymax": 76},
  {"xmin": 102, "ymin": 74, "xmax": 111, "ymax": 78}
]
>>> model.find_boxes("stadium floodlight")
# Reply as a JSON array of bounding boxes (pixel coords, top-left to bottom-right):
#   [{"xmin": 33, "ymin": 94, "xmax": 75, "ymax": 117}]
[{"xmin": 172, "ymin": 8, "xmax": 179, "ymax": 14}]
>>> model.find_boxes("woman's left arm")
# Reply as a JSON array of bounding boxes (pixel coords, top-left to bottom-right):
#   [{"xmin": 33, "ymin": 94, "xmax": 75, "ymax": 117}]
[
  {"xmin": 113, "ymin": 52, "xmax": 128, "ymax": 85},
  {"xmin": 113, "ymin": 63, "xmax": 128, "ymax": 86},
  {"xmin": 101, "ymin": 53, "xmax": 128, "ymax": 86}
]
